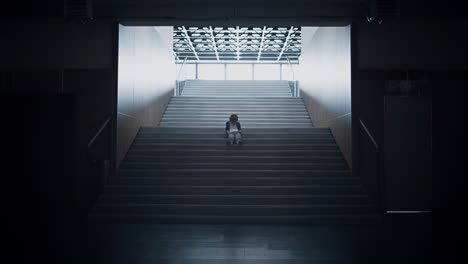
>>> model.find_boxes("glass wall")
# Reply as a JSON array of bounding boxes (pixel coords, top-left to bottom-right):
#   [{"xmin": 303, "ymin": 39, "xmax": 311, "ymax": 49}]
[
  {"xmin": 179, "ymin": 64, "xmax": 196, "ymax": 80},
  {"xmin": 281, "ymin": 64, "xmax": 299, "ymax": 81},
  {"xmin": 227, "ymin": 64, "xmax": 252, "ymax": 80},
  {"xmin": 254, "ymin": 64, "xmax": 281, "ymax": 80},
  {"xmin": 178, "ymin": 63, "xmax": 298, "ymax": 80},
  {"xmin": 198, "ymin": 64, "xmax": 225, "ymax": 80}
]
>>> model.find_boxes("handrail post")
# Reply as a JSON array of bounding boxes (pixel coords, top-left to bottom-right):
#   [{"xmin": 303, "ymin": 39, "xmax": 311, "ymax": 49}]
[
  {"xmin": 175, "ymin": 57, "xmax": 188, "ymax": 96},
  {"xmin": 359, "ymin": 118, "xmax": 385, "ymax": 214},
  {"xmin": 286, "ymin": 56, "xmax": 297, "ymax": 97},
  {"xmin": 296, "ymin": 80, "xmax": 299, "ymax": 97}
]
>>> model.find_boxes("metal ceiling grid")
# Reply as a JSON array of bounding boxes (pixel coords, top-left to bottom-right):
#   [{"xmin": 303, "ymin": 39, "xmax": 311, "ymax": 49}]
[{"xmin": 174, "ymin": 26, "xmax": 301, "ymax": 62}]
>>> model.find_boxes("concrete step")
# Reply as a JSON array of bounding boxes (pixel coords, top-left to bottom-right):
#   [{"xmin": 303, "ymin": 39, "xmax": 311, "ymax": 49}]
[
  {"xmin": 97, "ymin": 194, "xmax": 369, "ymax": 205},
  {"xmin": 162, "ymin": 115, "xmax": 312, "ymax": 120},
  {"xmin": 185, "ymin": 80, "xmax": 290, "ymax": 82},
  {"xmin": 110, "ymin": 176, "xmax": 357, "ymax": 186},
  {"xmin": 136, "ymin": 133, "xmax": 333, "ymax": 139},
  {"xmin": 93, "ymin": 204, "xmax": 374, "ymax": 215},
  {"xmin": 159, "ymin": 123, "xmax": 313, "ymax": 128},
  {"xmin": 161, "ymin": 121, "xmax": 311, "ymax": 125},
  {"xmin": 183, "ymin": 86, "xmax": 290, "ymax": 89},
  {"xmin": 123, "ymin": 155, "xmax": 343, "ymax": 163},
  {"xmin": 160, "ymin": 115, "xmax": 309, "ymax": 118},
  {"xmin": 184, "ymin": 83, "xmax": 290, "ymax": 85},
  {"xmin": 184, "ymin": 85, "xmax": 290, "ymax": 87},
  {"xmin": 132, "ymin": 138, "xmax": 334, "ymax": 145},
  {"xmin": 184, "ymin": 86, "xmax": 290, "ymax": 88},
  {"xmin": 183, "ymin": 84, "xmax": 290, "ymax": 86},
  {"xmin": 182, "ymin": 89, "xmax": 289, "ymax": 91},
  {"xmin": 181, "ymin": 93, "xmax": 292, "ymax": 96},
  {"xmin": 182, "ymin": 91, "xmax": 291, "ymax": 94},
  {"xmin": 117, "ymin": 169, "xmax": 351, "ymax": 177},
  {"xmin": 165, "ymin": 106, "xmax": 307, "ymax": 109},
  {"xmin": 159, "ymin": 118, "xmax": 311, "ymax": 122},
  {"xmin": 167, "ymin": 102, "xmax": 306, "ymax": 106},
  {"xmin": 167, "ymin": 102, "xmax": 307, "ymax": 107},
  {"xmin": 88, "ymin": 213, "xmax": 381, "ymax": 225},
  {"xmin": 129, "ymin": 144, "xmax": 338, "ymax": 151},
  {"xmin": 138, "ymin": 127, "xmax": 330, "ymax": 133},
  {"xmin": 169, "ymin": 100, "xmax": 303, "ymax": 103},
  {"xmin": 119, "ymin": 162, "xmax": 348, "ymax": 170},
  {"xmin": 104, "ymin": 185, "xmax": 365, "ymax": 195},
  {"xmin": 171, "ymin": 96, "xmax": 301, "ymax": 99},
  {"xmin": 179, "ymin": 95, "xmax": 293, "ymax": 98},
  {"xmin": 183, "ymin": 88, "xmax": 290, "ymax": 90},
  {"xmin": 163, "ymin": 110, "xmax": 309, "ymax": 114},
  {"xmin": 125, "ymin": 150, "xmax": 343, "ymax": 158},
  {"xmin": 169, "ymin": 103, "xmax": 302, "ymax": 107}
]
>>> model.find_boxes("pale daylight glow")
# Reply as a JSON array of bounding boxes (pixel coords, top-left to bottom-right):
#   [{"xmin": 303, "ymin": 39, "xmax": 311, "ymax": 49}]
[
  {"xmin": 198, "ymin": 64, "xmax": 224, "ymax": 80},
  {"xmin": 227, "ymin": 64, "xmax": 252, "ymax": 80},
  {"xmin": 255, "ymin": 64, "xmax": 281, "ymax": 80}
]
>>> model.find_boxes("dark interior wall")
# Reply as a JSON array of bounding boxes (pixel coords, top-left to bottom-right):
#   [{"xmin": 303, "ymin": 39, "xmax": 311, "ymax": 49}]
[
  {"xmin": 1, "ymin": 18, "xmax": 118, "ymax": 262},
  {"xmin": 299, "ymin": 26, "xmax": 352, "ymax": 167},
  {"xmin": 353, "ymin": 20, "xmax": 467, "ymax": 211},
  {"xmin": 0, "ymin": 19, "xmax": 117, "ymax": 214},
  {"xmin": 94, "ymin": 0, "xmax": 363, "ymax": 24},
  {"xmin": 117, "ymin": 26, "xmax": 175, "ymax": 165},
  {"xmin": 353, "ymin": 19, "xmax": 468, "ymax": 155},
  {"xmin": 1, "ymin": 20, "xmax": 114, "ymax": 68},
  {"xmin": 354, "ymin": 19, "xmax": 467, "ymax": 145}
]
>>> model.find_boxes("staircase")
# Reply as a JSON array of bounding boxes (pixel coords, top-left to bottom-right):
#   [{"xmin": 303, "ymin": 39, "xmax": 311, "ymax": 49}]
[
  {"xmin": 89, "ymin": 80, "xmax": 376, "ymax": 224},
  {"xmin": 160, "ymin": 96, "xmax": 312, "ymax": 128},
  {"xmin": 181, "ymin": 80, "xmax": 292, "ymax": 97}
]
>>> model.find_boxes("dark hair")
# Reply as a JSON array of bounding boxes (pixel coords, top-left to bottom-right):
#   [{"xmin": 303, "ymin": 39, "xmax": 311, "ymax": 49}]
[{"xmin": 229, "ymin": 114, "xmax": 238, "ymax": 122}]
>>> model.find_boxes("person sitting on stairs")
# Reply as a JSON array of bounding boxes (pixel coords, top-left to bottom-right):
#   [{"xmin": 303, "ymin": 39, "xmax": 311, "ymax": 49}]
[{"xmin": 226, "ymin": 114, "xmax": 242, "ymax": 145}]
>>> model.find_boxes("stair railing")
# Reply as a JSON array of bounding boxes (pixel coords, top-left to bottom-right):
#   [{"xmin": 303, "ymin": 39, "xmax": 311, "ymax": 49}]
[
  {"xmin": 175, "ymin": 57, "xmax": 188, "ymax": 96},
  {"xmin": 286, "ymin": 56, "xmax": 299, "ymax": 97},
  {"xmin": 87, "ymin": 114, "xmax": 113, "ymax": 208},
  {"xmin": 88, "ymin": 115, "xmax": 112, "ymax": 149},
  {"xmin": 358, "ymin": 118, "xmax": 385, "ymax": 214}
]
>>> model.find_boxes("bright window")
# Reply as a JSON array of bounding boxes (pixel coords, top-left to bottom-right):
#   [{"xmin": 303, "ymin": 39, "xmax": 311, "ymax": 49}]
[
  {"xmin": 254, "ymin": 64, "xmax": 281, "ymax": 80},
  {"xmin": 227, "ymin": 64, "xmax": 252, "ymax": 80},
  {"xmin": 281, "ymin": 64, "xmax": 299, "ymax": 81},
  {"xmin": 198, "ymin": 64, "xmax": 225, "ymax": 80},
  {"xmin": 179, "ymin": 64, "xmax": 196, "ymax": 80}
]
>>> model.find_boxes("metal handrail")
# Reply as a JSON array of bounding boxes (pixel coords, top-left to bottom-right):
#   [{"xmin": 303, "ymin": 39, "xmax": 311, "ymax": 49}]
[
  {"xmin": 358, "ymin": 118, "xmax": 385, "ymax": 213},
  {"xmin": 286, "ymin": 56, "xmax": 295, "ymax": 81},
  {"xmin": 176, "ymin": 57, "xmax": 188, "ymax": 81},
  {"xmin": 88, "ymin": 115, "xmax": 112, "ymax": 149},
  {"xmin": 359, "ymin": 118, "xmax": 380, "ymax": 151},
  {"xmin": 175, "ymin": 57, "xmax": 188, "ymax": 96},
  {"xmin": 286, "ymin": 56, "xmax": 298, "ymax": 97}
]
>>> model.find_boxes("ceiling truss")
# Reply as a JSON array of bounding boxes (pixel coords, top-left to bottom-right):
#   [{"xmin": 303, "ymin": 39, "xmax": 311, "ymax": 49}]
[{"xmin": 174, "ymin": 26, "xmax": 301, "ymax": 62}]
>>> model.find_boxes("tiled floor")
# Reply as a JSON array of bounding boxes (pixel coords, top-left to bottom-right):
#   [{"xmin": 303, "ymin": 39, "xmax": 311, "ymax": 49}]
[{"xmin": 85, "ymin": 214, "xmax": 431, "ymax": 264}]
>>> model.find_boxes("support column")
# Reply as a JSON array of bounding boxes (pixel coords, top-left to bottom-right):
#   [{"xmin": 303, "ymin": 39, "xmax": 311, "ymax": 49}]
[
  {"xmin": 224, "ymin": 63, "xmax": 227, "ymax": 80},
  {"xmin": 252, "ymin": 64, "xmax": 255, "ymax": 80},
  {"xmin": 280, "ymin": 64, "xmax": 283, "ymax": 80}
]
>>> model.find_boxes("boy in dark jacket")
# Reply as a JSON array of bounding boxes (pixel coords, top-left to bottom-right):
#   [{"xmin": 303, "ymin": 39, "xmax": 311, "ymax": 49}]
[{"xmin": 226, "ymin": 114, "xmax": 242, "ymax": 145}]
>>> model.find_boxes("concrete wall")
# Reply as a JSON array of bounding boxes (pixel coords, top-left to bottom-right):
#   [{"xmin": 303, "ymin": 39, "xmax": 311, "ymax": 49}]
[
  {"xmin": 1, "ymin": 19, "xmax": 117, "ymax": 209},
  {"xmin": 353, "ymin": 20, "xmax": 467, "ymax": 148},
  {"xmin": 117, "ymin": 26, "xmax": 175, "ymax": 165},
  {"xmin": 1, "ymin": 19, "xmax": 118, "ymax": 263},
  {"xmin": 95, "ymin": 0, "xmax": 362, "ymax": 24},
  {"xmin": 352, "ymin": 20, "xmax": 467, "ymax": 211},
  {"xmin": 298, "ymin": 26, "xmax": 352, "ymax": 167},
  {"xmin": 1, "ymin": 19, "xmax": 114, "ymax": 69}
]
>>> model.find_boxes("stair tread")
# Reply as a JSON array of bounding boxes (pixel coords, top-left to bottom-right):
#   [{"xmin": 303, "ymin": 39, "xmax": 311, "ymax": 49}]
[{"xmin": 95, "ymin": 204, "xmax": 373, "ymax": 208}]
